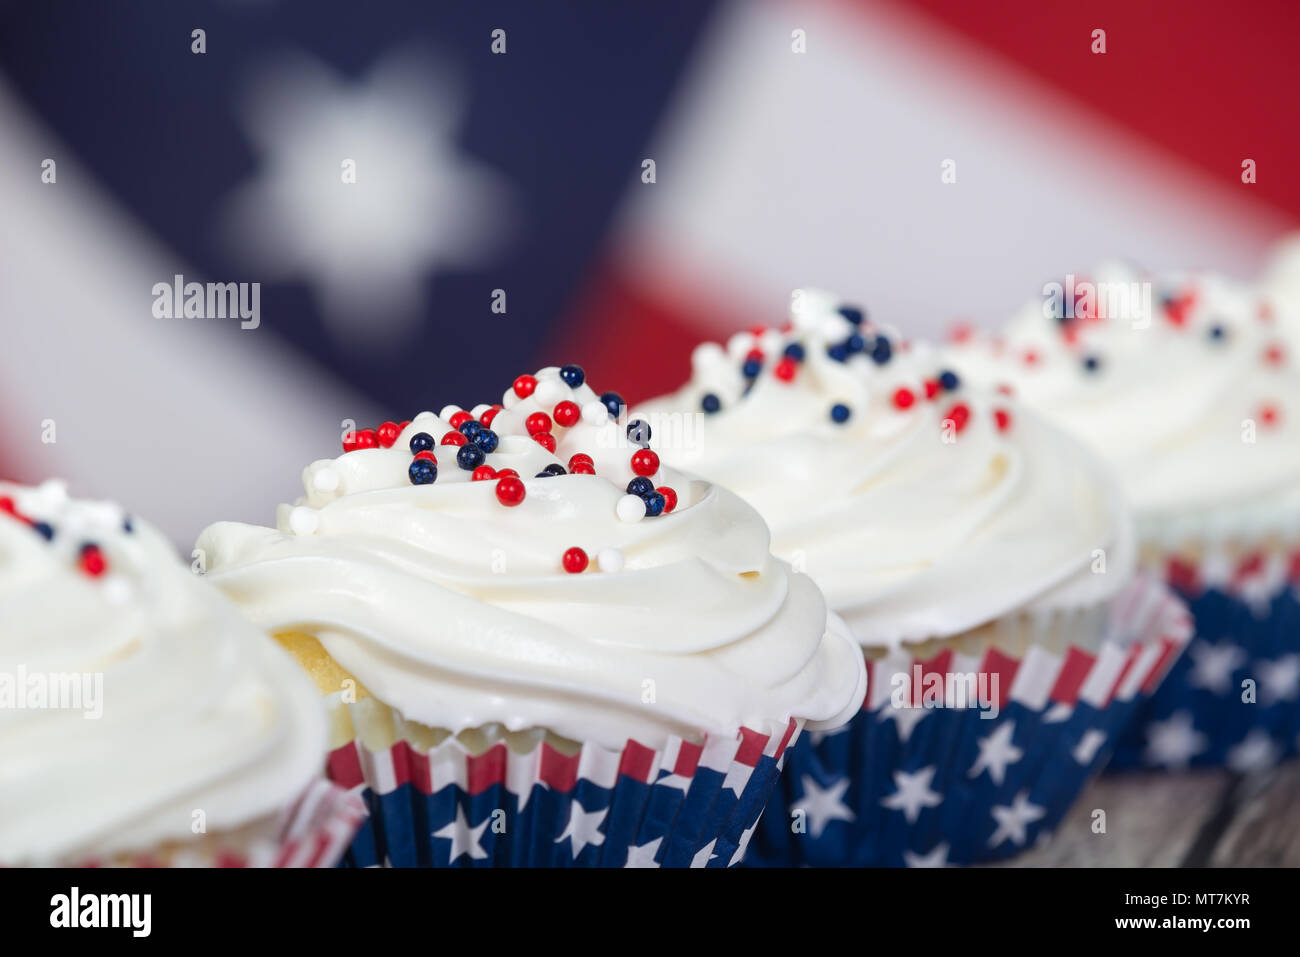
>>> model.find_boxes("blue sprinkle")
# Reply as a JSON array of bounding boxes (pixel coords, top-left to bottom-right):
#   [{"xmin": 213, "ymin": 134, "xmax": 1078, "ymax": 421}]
[
  {"xmin": 643, "ymin": 492, "xmax": 666, "ymax": 517},
  {"xmin": 1082, "ymin": 355, "xmax": 1102, "ymax": 373},
  {"xmin": 1208, "ymin": 325, "xmax": 1227, "ymax": 342},
  {"xmin": 783, "ymin": 342, "xmax": 806, "ymax": 362},
  {"xmin": 827, "ymin": 344, "xmax": 850, "ymax": 363},
  {"xmin": 870, "ymin": 337, "xmax": 893, "ymax": 365},
  {"xmin": 456, "ymin": 445, "xmax": 485, "ymax": 471},
  {"xmin": 559, "ymin": 364, "xmax": 586, "ymax": 388},
  {"xmin": 838, "ymin": 305, "xmax": 865, "ymax": 326},
  {"xmin": 32, "ymin": 521, "xmax": 55, "ymax": 541},
  {"xmin": 626, "ymin": 419, "xmax": 652, "ymax": 445},
  {"xmin": 600, "ymin": 391, "xmax": 625, "ymax": 419},
  {"xmin": 627, "ymin": 476, "xmax": 654, "ymax": 497},
  {"xmin": 122, "ymin": 516, "xmax": 134, "ymax": 534},
  {"xmin": 458, "ymin": 419, "xmax": 483, "ymax": 438},
  {"xmin": 701, "ymin": 393, "xmax": 722, "ymax": 414},
  {"xmin": 937, "ymin": 369, "xmax": 960, "ymax": 391},
  {"xmin": 409, "ymin": 432, "xmax": 436, "ymax": 454},
  {"xmin": 473, "ymin": 429, "xmax": 499, "ymax": 453},
  {"xmin": 536, "ymin": 464, "xmax": 567, "ymax": 478},
  {"xmin": 845, "ymin": 334, "xmax": 865, "ymax": 354},
  {"xmin": 741, "ymin": 358, "xmax": 762, "ymax": 378},
  {"xmin": 408, "ymin": 459, "xmax": 438, "ymax": 485},
  {"xmin": 830, "ymin": 403, "xmax": 851, "ymax": 424}
]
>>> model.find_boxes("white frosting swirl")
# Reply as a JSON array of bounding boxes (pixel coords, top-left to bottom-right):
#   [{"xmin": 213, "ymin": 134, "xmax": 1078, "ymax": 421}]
[
  {"xmin": 195, "ymin": 369, "xmax": 866, "ymax": 752},
  {"xmin": 636, "ymin": 290, "xmax": 1135, "ymax": 647},
  {"xmin": 0, "ymin": 480, "xmax": 327, "ymax": 866},
  {"xmin": 945, "ymin": 265, "xmax": 1300, "ymax": 545}
]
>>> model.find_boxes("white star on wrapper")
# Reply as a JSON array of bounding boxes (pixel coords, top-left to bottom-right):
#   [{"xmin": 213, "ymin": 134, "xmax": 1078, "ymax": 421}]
[
  {"xmin": 1186, "ymin": 640, "xmax": 1247, "ymax": 696},
  {"xmin": 880, "ymin": 766, "xmax": 943, "ymax": 824},
  {"xmin": 1144, "ymin": 711, "xmax": 1209, "ymax": 768},
  {"xmin": 988, "ymin": 791, "xmax": 1046, "ymax": 848},
  {"xmin": 794, "ymin": 775, "xmax": 855, "ymax": 838},
  {"xmin": 881, "ymin": 703, "xmax": 929, "ymax": 742},
  {"xmin": 1258, "ymin": 655, "xmax": 1300, "ymax": 705},
  {"xmin": 1072, "ymin": 729, "xmax": 1108, "ymax": 765},
  {"xmin": 969, "ymin": 721, "xmax": 1023, "ymax": 786},
  {"xmin": 1226, "ymin": 728, "xmax": 1281, "ymax": 773},
  {"xmin": 223, "ymin": 47, "xmax": 514, "ymax": 348},
  {"xmin": 623, "ymin": 837, "xmax": 663, "ymax": 868},
  {"xmin": 902, "ymin": 842, "xmax": 951, "ymax": 868},
  {"xmin": 431, "ymin": 806, "xmax": 489, "ymax": 864},
  {"xmin": 691, "ymin": 838, "xmax": 719, "ymax": 868},
  {"xmin": 555, "ymin": 801, "xmax": 608, "ymax": 858}
]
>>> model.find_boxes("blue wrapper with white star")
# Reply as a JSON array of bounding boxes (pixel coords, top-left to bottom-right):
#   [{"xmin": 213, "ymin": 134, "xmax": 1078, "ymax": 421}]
[
  {"xmin": 1109, "ymin": 547, "xmax": 1300, "ymax": 772},
  {"xmin": 320, "ymin": 701, "xmax": 801, "ymax": 867},
  {"xmin": 745, "ymin": 577, "xmax": 1191, "ymax": 867}
]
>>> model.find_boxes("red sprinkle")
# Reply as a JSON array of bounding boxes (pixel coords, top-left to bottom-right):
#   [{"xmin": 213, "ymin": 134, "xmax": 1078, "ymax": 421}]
[
  {"xmin": 471, "ymin": 465, "xmax": 497, "ymax": 482},
  {"xmin": 892, "ymin": 387, "xmax": 915, "ymax": 410},
  {"xmin": 996, "ymin": 383, "xmax": 1015, "ymax": 396},
  {"xmin": 657, "ymin": 486, "xmax": 678, "ymax": 513},
  {"xmin": 495, "ymin": 476, "xmax": 526, "ymax": 506},
  {"xmin": 513, "ymin": 375, "xmax": 538, "ymax": 398},
  {"xmin": 0, "ymin": 496, "xmax": 16, "ymax": 515},
  {"xmin": 924, "ymin": 379, "xmax": 941, "ymax": 400},
  {"xmin": 1023, "ymin": 349, "xmax": 1040, "ymax": 366},
  {"xmin": 946, "ymin": 321, "xmax": 974, "ymax": 344},
  {"xmin": 526, "ymin": 412, "xmax": 552, "ymax": 435},
  {"xmin": 352, "ymin": 429, "xmax": 378, "ymax": 450},
  {"xmin": 496, "ymin": 468, "xmax": 520, "ymax": 479},
  {"xmin": 480, "ymin": 405, "xmax": 503, "ymax": 428},
  {"xmin": 79, "ymin": 544, "xmax": 107, "ymax": 577},
  {"xmin": 630, "ymin": 448, "xmax": 660, "ymax": 477},
  {"xmin": 376, "ymin": 421, "xmax": 402, "ymax": 448},
  {"xmin": 562, "ymin": 546, "xmax": 589, "ymax": 574},
  {"xmin": 1259, "ymin": 403, "xmax": 1281, "ymax": 427},
  {"xmin": 553, "ymin": 401, "xmax": 580, "ymax": 428},
  {"xmin": 774, "ymin": 357, "xmax": 797, "ymax": 382},
  {"xmin": 532, "ymin": 431, "xmax": 557, "ymax": 453},
  {"xmin": 1264, "ymin": 343, "xmax": 1286, "ymax": 367},
  {"xmin": 413, "ymin": 450, "xmax": 437, "ymax": 463},
  {"xmin": 441, "ymin": 431, "xmax": 468, "ymax": 447},
  {"xmin": 745, "ymin": 347, "xmax": 765, "ymax": 363},
  {"xmin": 449, "ymin": 411, "xmax": 473, "ymax": 429},
  {"xmin": 944, "ymin": 402, "xmax": 971, "ymax": 434},
  {"xmin": 993, "ymin": 408, "xmax": 1012, "ymax": 433},
  {"xmin": 568, "ymin": 453, "xmax": 595, "ymax": 473}
]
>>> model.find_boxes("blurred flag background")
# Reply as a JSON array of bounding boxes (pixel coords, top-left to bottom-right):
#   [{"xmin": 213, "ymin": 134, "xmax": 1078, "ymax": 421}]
[{"xmin": 1, "ymin": 0, "xmax": 1297, "ymax": 543}]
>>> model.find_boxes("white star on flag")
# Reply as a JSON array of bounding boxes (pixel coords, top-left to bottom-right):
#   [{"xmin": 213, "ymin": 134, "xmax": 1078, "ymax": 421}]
[
  {"xmin": 222, "ymin": 46, "xmax": 514, "ymax": 348},
  {"xmin": 1259, "ymin": 655, "xmax": 1300, "ymax": 705},
  {"xmin": 902, "ymin": 841, "xmax": 951, "ymax": 868},
  {"xmin": 1186, "ymin": 640, "xmax": 1247, "ymax": 696},
  {"xmin": 623, "ymin": 837, "xmax": 663, "ymax": 868},
  {"xmin": 969, "ymin": 721, "xmax": 1024, "ymax": 786},
  {"xmin": 691, "ymin": 838, "xmax": 720, "ymax": 868},
  {"xmin": 1144, "ymin": 710, "xmax": 1209, "ymax": 768},
  {"xmin": 880, "ymin": 766, "xmax": 943, "ymax": 823},
  {"xmin": 1072, "ymin": 729, "xmax": 1108, "ymax": 765},
  {"xmin": 881, "ymin": 703, "xmax": 929, "ymax": 742},
  {"xmin": 431, "ymin": 806, "xmax": 490, "ymax": 864},
  {"xmin": 1226, "ymin": 728, "xmax": 1280, "ymax": 773},
  {"xmin": 988, "ymin": 791, "xmax": 1046, "ymax": 848},
  {"xmin": 555, "ymin": 800, "xmax": 608, "ymax": 858},
  {"xmin": 794, "ymin": 775, "xmax": 856, "ymax": 838}
]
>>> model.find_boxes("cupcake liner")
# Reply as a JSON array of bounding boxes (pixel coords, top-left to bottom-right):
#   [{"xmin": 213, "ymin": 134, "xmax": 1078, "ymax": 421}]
[
  {"xmin": 324, "ymin": 702, "xmax": 802, "ymax": 867},
  {"xmin": 1109, "ymin": 545, "xmax": 1300, "ymax": 771},
  {"xmin": 745, "ymin": 576, "xmax": 1191, "ymax": 867},
  {"xmin": 69, "ymin": 779, "xmax": 365, "ymax": 868}
]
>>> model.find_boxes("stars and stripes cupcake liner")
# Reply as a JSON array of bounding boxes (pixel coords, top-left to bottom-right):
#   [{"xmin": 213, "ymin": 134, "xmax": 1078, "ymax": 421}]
[
  {"xmin": 67, "ymin": 779, "xmax": 365, "ymax": 868},
  {"xmin": 323, "ymin": 704, "xmax": 802, "ymax": 867},
  {"xmin": 1109, "ymin": 544, "xmax": 1300, "ymax": 772},
  {"xmin": 744, "ymin": 576, "xmax": 1192, "ymax": 867}
]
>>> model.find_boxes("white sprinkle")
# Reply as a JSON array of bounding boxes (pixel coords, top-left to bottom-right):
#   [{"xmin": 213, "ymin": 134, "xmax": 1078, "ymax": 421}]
[
  {"xmin": 534, "ymin": 379, "xmax": 564, "ymax": 406},
  {"xmin": 471, "ymin": 403, "xmax": 492, "ymax": 417},
  {"xmin": 312, "ymin": 468, "xmax": 340, "ymax": 492},
  {"xmin": 582, "ymin": 400, "xmax": 608, "ymax": 426},
  {"xmin": 289, "ymin": 506, "xmax": 320, "ymax": 536},
  {"xmin": 616, "ymin": 494, "xmax": 646, "ymax": 523},
  {"xmin": 597, "ymin": 548, "xmax": 625, "ymax": 573},
  {"xmin": 439, "ymin": 404, "xmax": 462, "ymax": 421}
]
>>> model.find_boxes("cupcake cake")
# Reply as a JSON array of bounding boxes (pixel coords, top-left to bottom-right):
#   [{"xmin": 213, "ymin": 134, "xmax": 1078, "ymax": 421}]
[
  {"xmin": 947, "ymin": 265, "xmax": 1300, "ymax": 771},
  {"xmin": 0, "ymin": 480, "xmax": 361, "ymax": 867},
  {"xmin": 194, "ymin": 365, "xmax": 865, "ymax": 868},
  {"xmin": 636, "ymin": 290, "xmax": 1192, "ymax": 866}
]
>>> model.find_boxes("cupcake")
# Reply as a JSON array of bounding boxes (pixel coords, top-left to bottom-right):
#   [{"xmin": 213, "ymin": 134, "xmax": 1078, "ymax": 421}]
[
  {"xmin": 947, "ymin": 265, "xmax": 1300, "ymax": 771},
  {"xmin": 194, "ymin": 366, "xmax": 865, "ymax": 868},
  {"xmin": 636, "ymin": 290, "xmax": 1191, "ymax": 866},
  {"xmin": 0, "ymin": 480, "xmax": 361, "ymax": 867}
]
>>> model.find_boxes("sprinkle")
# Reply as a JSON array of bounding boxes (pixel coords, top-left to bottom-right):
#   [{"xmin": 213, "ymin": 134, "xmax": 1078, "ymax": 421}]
[
  {"xmin": 627, "ymin": 476, "xmax": 655, "ymax": 497},
  {"xmin": 534, "ymin": 378, "xmax": 565, "ymax": 406},
  {"xmin": 626, "ymin": 419, "xmax": 652, "ymax": 445},
  {"xmin": 892, "ymin": 387, "xmax": 915, "ymax": 410},
  {"xmin": 597, "ymin": 548, "xmax": 625, "ymax": 573},
  {"xmin": 783, "ymin": 342, "xmax": 806, "ymax": 362},
  {"xmin": 742, "ymin": 357, "xmax": 762, "ymax": 378},
  {"xmin": 600, "ymin": 392, "xmax": 626, "ymax": 419},
  {"xmin": 441, "ymin": 431, "xmax": 468, "ymax": 447},
  {"xmin": 1082, "ymin": 355, "xmax": 1102, "ymax": 373},
  {"xmin": 495, "ymin": 476, "xmax": 526, "ymax": 506},
  {"xmin": 924, "ymin": 379, "xmax": 941, "ymax": 400},
  {"xmin": 532, "ymin": 431, "xmax": 557, "ymax": 453},
  {"xmin": 458, "ymin": 420, "xmax": 483, "ymax": 439},
  {"xmin": 1023, "ymin": 349, "xmax": 1040, "ymax": 366},
  {"xmin": 79, "ymin": 543, "xmax": 108, "ymax": 576},
  {"xmin": 480, "ymin": 406, "xmax": 503, "ymax": 428},
  {"xmin": 829, "ymin": 403, "xmax": 851, "ymax": 424},
  {"xmin": 701, "ymin": 393, "xmax": 722, "ymax": 414},
  {"xmin": 0, "ymin": 496, "xmax": 15, "ymax": 515},
  {"xmin": 513, "ymin": 375, "xmax": 537, "ymax": 398},
  {"xmin": 1258, "ymin": 403, "xmax": 1281, "ymax": 428},
  {"xmin": 937, "ymin": 369, "xmax": 960, "ymax": 391},
  {"xmin": 616, "ymin": 494, "xmax": 645, "ymax": 522},
  {"xmin": 413, "ymin": 450, "xmax": 437, "ymax": 463},
  {"xmin": 582, "ymin": 400, "xmax": 609, "ymax": 425},
  {"xmin": 496, "ymin": 468, "xmax": 520, "ymax": 479},
  {"xmin": 870, "ymin": 337, "xmax": 892, "ymax": 365},
  {"xmin": 312, "ymin": 468, "xmax": 340, "ymax": 492},
  {"xmin": 774, "ymin": 357, "xmax": 798, "ymax": 381},
  {"xmin": 537, "ymin": 464, "xmax": 567, "ymax": 477},
  {"xmin": 826, "ymin": 344, "xmax": 849, "ymax": 363},
  {"xmin": 994, "ymin": 408, "xmax": 1012, "ymax": 433},
  {"xmin": 288, "ymin": 506, "xmax": 321, "ymax": 534},
  {"xmin": 943, "ymin": 402, "xmax": 971, "ymax": 434},
  {"xmin": 410, "ymin": 432, "xmax": 436, "ymax": 454},
  {"xmin": 1207, "ymin": 324, "xmax": 1227, "ymax": 342},
  {"xmin": 449, "ymin": 411, "xmax": 473, "ymax": 430},
  {"xmin": 642, "ymin": 492, "xmax": 666, "ymax": 517},
  {"xmin": 32, "ymin": 522, "xmax": 54, "ymax": 541},
  {"xmin": 553, "ymin": 401, "xmax": 580, "ymax": 428},
  {"xmin": 630, "ymin": 449, "xmax": 660, "ymax": 477},
  {"xmin": 845, "ymin": 334, "xmax": 865, "ymax": 355},
  {"xmin": 559, "ymin": 364, "xmax": 586, "ymax": 388},
  {"xmin": 947, "ymin": 321, "xmax": 974, "ymax": 343},
  {"xmin": 471, "ymin": 465, "xmax": 497, "ymax": 482},
  {"xmin": 526, "ymin": 412, "xmax": 552, "ymax": 435},
  {"xmin": 996, "ymin": 383, "xmax": 1015, "ymax": 396},
  {"xmin": 344, "ymin": 428, "xmax": 378, "ymax": 452},
  {"xmin": 562, "ymin": 546, "xmax": 589, "ymax": 573},
  {"xmin": 473, "ymin": 429, "xmax": 499, "ymax": 453},
  {"xmin": 376, "ymin": 422, "xmax": 402, "ymax": 448},
  {"xmin": 1264, "ymin": 343, "xmax": 1285, "ymax": 366},
  {"xmin": 657, "ymin": 486, "xmax": 678, "ymax": 513},
  {"xmin": 568, "ymin": 453, "xmax": 595, "ymax": 473},
  {"xmin": 838, "ymin": 305, "xmax": 864, "ymax": 325},
  {"xmin": 456, "ymin": 445, "xmax": 486, "ymax": 470},
  {"xmin": 409, "ymin": 458, "xmax": 439, "ymax": 485}
]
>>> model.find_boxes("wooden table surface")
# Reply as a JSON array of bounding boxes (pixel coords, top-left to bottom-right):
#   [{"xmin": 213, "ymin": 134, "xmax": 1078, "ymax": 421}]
[{"xmin": 1003, "ymin": 760, "xmax": 1300, "ymax": 867}]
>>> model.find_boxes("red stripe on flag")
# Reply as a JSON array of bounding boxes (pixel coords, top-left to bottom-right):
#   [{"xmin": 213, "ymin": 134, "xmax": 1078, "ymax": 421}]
[
  {"xmin": 327, "ymin": 743, "xmax": 365, "ymax": 789},
  {"xmin": 539, "ymin": 744, "xmax": 580, "ymax": 792},
  {"xmin": 618, "ymin": 739, "xmax": 657, "ymax": 783},
  {"xmin": 467, "ymin": 742, "xmax": 508, "ymax": 795},
  {"xmin": 979, "ymin": 648, "xmax": 1020, "ymax": 709},
  {"xmin": 673, "ymin": 740, "xmax": 703, "ymax": 778},
  {"xmin": 734, "ymin": 727, "xmax": 768, "ymax": 768},
  {"xmin": 774, "ymin": 717, "xmax": 798, "ymax": 759},
  {"xmin": 1049, "ymin": 646, "xmax": 1098, "ymax": 706}
]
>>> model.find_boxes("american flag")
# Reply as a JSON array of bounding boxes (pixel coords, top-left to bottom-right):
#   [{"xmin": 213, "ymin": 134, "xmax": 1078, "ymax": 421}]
[{"xmin": 1, "ymin": 0, "xmax": 1297, "ymax": 544}]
